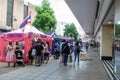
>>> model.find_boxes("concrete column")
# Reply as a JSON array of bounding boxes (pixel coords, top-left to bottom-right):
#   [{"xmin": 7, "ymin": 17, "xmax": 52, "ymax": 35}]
[
  {"xmin": 101, "ymin": 25, "xmax": 113, "ymax": 60},
  {"xmin": 13, "ymin": 0, "xmax": 24, "ymax": 29},
  {"xmin": 0, "ymin": 0, "xmax": 7, "ymax": 27}
]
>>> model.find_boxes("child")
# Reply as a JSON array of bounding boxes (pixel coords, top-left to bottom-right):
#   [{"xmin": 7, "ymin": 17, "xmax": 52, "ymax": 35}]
[{"xmin": 13, "ymin": 47, "xmax": 25, "ymax": 67}]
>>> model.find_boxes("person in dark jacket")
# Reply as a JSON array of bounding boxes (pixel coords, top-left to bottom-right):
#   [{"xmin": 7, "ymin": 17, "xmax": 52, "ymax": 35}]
[
  {"xmin": 35, "ymin": 41, "xmax": 44, "ymax": 66},
  {"xmin": 62, "ymin": 40, "xmax": 70, "ymax": 66}
]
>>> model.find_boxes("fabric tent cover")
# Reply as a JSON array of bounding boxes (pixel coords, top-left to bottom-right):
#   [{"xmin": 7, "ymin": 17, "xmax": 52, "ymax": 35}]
[
  {"xmin": 7, "ymin": 25, "xmax": 46, "ymax": 35},
  {"xmin": 45, "ymin": 30, "xmax": 54, "ymax": 35}
]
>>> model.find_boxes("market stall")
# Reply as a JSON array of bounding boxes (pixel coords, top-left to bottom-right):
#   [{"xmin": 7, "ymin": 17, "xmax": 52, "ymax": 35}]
[{"xmin": 0, "ymin": 25, "xmax": 48, "ymax": 62}]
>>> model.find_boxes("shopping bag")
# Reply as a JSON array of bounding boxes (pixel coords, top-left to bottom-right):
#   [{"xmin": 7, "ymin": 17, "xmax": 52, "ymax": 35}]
[
  {"xmin": 31, "ymin": 49, "xmax": 36, "ymax": 56},
  {"xmin": 80, "ymin": 53, "xmax": 87, "ymax": 61},
  {"xmin": 33, "ymin": 59, "xmax": 36, "ymax": 64},
  {"xmin": 68, "ymin": 54, "xmax": 72, "ymax": 63},
  {"xmin": 60, "ymin": 55, "xmax": 63, "ymax": 64}
]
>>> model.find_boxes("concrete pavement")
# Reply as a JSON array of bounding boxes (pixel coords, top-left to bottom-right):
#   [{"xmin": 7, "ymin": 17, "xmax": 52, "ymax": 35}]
[{"xmin": 0, "ymin": 49, "xmax": 110, "ymax": 80}]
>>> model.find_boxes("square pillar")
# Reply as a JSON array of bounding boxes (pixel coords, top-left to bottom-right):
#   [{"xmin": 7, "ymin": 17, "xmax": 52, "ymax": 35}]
[{"xmin": 101, "ymin": 25, "xmax": 113, "ymax": 60}]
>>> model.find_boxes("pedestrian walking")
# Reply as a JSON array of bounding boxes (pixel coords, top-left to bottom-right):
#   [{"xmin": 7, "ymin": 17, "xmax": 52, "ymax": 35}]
[
  {"xmin": 61, "ymin": 40, "xmax": 70, "ymax": 66},
  {"xmin": 85, "ymin": 42, "xmax": 89, "ymax": 51},
  {"xmin": 73, "ymin": 41, "xmax": 81, "ymax": 64},
  {"xmin": 35, "ymin": 40, "xmax": 44, "ymax": 66}
]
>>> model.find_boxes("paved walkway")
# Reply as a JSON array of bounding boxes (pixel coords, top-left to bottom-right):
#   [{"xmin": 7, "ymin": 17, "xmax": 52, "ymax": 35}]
[
  {"xmin": 0, "ymin": 62, "xmax": 20, "ymax": 75},
  {"xmin": 0, "ymin": 49, "xmax": 110, "ymax": 80}
]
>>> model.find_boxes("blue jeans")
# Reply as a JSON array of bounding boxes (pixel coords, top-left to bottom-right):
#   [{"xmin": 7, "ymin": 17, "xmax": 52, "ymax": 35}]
[
  {"xmin": 35, "ymin": 55, "xmax": 41, "ymax": 65},
  {"xmin": 63, "ymin": 54, "xmax": 68, "ymax": 65},
  {"xmin": 74, "ymin": 52, "xmax": 80, "ymax": 63}
]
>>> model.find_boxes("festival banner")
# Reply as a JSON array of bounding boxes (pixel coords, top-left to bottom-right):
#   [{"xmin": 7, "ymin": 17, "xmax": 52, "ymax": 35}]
[{"xmin": 7, "ymin": 33, "xmax": 24, "ymax": 38}]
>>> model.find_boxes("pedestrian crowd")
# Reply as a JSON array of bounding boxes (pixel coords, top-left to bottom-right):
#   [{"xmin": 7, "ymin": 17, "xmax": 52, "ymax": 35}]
[{"xmin": 3, "ymin": 38, "xmax": 91, "ymax": 67}]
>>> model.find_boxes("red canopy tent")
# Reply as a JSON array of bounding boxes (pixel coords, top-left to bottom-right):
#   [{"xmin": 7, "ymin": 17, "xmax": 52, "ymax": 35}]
[{"xmin": 0, "ymin": 25, "xmax": 48, "ymax": 62}]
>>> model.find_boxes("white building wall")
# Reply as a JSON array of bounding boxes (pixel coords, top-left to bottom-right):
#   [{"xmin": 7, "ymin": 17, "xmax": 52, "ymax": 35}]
[
  {"xmin": 0, "ymin": 0, "xmax": 7, "ymax": 27},
  {"xmin": 13, "ymin": 0, "xmax": 24, "ymax": 29},
  {"xmin": 55, "ymin": 22, "xmax": 67, "ymax": 35},
  {"xmin": 0, "ymin": 0, "xmax": 37, "ymax": 30}
]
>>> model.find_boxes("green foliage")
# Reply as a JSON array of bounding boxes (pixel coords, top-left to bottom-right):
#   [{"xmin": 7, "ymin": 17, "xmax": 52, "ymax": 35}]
[
  {"xmin": 32, "ymin": 0, "xmax": 57, "ymax": 32},
  {"xmin": 115, "ymin": 24, "xmax": 120, "ymax": 38},
  {"xmin": 64, "ymin": 23, "xmax": 78, "ymax": 40}
]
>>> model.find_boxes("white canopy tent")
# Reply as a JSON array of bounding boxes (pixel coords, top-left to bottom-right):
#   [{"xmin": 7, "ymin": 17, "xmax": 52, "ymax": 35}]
[{"xmin": 7, "ymin": 25, "xmax": 46, "ymax": 35}]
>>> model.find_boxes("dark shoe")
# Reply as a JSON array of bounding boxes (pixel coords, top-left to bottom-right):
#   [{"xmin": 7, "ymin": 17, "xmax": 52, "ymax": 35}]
[
  {"xmin": 13, "ymin": 64, "xmax": 15, "ymax": 67},
  {"xmin": 35, "ymin": 63, "xmax": 41, "ymax": 66},
  {"xmin": 13, "ymin": 66, "xmax": 15, "ymax": 68},
  {"xmin": 38, "ymin": 64, "xmax": 41, "ymax": 66},
  {"xmin": 64, "ymin": 63, "xmax": 67, "ymax": 66},
  {"xmin": 23, "ymin": 64, "xmax": 25, "ymax": 67}
]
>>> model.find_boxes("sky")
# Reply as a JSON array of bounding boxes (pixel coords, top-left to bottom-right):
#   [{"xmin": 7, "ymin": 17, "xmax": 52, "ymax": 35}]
[{"xmin": 24, "ymin": 0, "xmax": 85, "ymax": 35}]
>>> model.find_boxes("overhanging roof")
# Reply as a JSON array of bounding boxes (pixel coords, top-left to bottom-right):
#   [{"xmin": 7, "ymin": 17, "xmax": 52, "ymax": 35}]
[{"xmin": 65, "ymin": 0, "xmax": 98, "ymax": 34}]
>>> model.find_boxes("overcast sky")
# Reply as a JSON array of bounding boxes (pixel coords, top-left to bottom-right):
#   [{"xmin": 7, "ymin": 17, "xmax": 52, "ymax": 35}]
[{"xmin": 24, "ymin": 0, "xmax": 85, "ymax": 35}]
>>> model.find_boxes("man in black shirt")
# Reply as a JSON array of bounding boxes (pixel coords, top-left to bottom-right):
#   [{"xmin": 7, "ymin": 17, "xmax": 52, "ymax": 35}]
[{"xmin": 35, "ymin": 41, "xmax": 44, "ymax": 66}]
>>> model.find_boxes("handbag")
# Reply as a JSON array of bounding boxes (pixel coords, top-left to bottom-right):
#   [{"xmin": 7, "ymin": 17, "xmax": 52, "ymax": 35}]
[
  {"xmin": 80, "ymin": 53, "xmax": 87, "ymax": 61},
  {"xmin": 31, "ymin": 49, "xmax": 36, "ymax": 56},
  {"xmin": 60, "ymin": 55, "xmax": 63, "ymax": 64},
  {"xmin": 68, "ymin": 54, "xmax": 72, "ymax": 62}
]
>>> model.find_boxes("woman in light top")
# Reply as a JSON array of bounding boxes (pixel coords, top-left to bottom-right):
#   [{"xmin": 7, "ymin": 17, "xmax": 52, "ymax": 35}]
[{"xmin": 6, "ymin": 42, "xmax": 14, "ymax": 67}]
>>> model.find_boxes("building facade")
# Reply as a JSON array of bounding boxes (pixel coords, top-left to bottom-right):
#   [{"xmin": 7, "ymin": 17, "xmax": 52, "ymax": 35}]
[
  {"xmin": 0, "ymin": 0, "xmax": 8, "ymax": 28},
  {"xmin": 0, "ymin": 0, "xmax": 36, "ymax": 31},
  {"xmin": 12, "ymin": 0, "xmax": 24, "ymax": 29},
  {"xmin": 55, "ymin": 22, "xmax": 67, "ymax": 35}
]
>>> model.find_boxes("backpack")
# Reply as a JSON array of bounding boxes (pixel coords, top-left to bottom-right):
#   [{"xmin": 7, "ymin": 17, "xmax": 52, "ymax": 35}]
[
  {"xmin": 15, "ymin": 50, "xmax": 23, "ymax": 59},
  {"xmin": 75, "ymin": 45, "xmax": 80, "ymax": 52},
  {"xmin": 62, "ymin": 43, "xmax": 69, "ymax": 53}
]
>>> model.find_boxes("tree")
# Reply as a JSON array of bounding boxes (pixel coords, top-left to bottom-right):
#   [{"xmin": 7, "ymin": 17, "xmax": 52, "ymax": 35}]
[
  {"xmin": 115, "ymin": 24, "xmax": 120, "ymax": 38},
  {"xmin": 64, "ymin": 23, "xmax": 78, "ymax": 40},
  {"xmin": 32, "ymin": 0, "xmax": 57, "ymax": 32}
]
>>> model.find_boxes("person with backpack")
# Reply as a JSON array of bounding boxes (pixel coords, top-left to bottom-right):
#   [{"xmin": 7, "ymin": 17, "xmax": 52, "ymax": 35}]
[
  {"xmin": 62, "ymin": 40, "xmax": 70, "ymax": 66},
  {"xmin": 35, "ymin": 40, "xmax": 44, "ymax": 66},
  {"xmin": 73, "ymin": 41, "xmax": 81, "ymax": 64}
]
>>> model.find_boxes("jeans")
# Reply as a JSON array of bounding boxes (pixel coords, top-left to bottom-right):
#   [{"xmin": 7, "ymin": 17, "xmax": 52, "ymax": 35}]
[
  {"xmin": 74, "ymin": 52, "xmax": 80, "ymax": 63},
  {"xmin": 63, "ymin": 54, "xmax": 68, "ymax": 65},
  {"xmin": 35, "ymin": 55, "xmax": 41, "ymax": 65}
]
